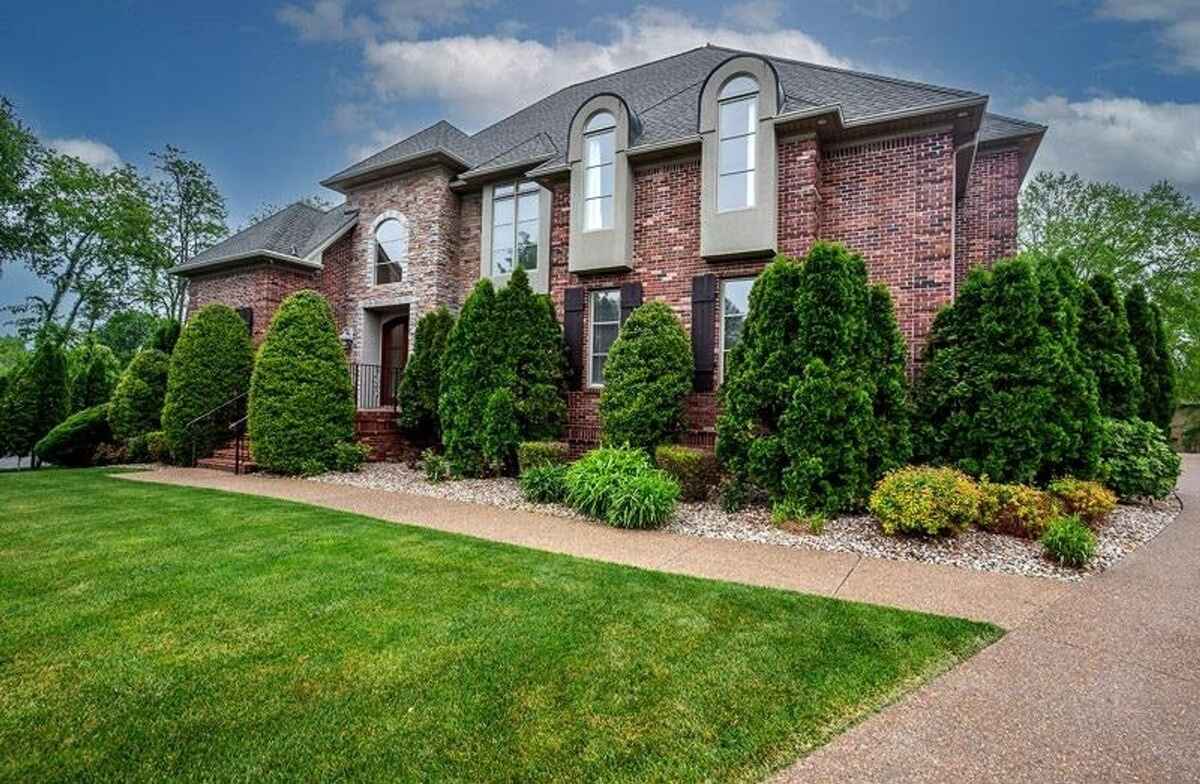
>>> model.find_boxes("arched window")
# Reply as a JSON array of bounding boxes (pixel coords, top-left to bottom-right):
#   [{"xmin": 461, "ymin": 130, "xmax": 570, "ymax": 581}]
[
  {"xmin": 717, "ymin": 75, "xmax": 758, "ymax": 212},
  {"xmin": 583, "ymin": 111, "xmax": 615, "ymax": 231},
  {"xmin": 374, "ymin": 217, "xmax": 408, "ymax": 284}
]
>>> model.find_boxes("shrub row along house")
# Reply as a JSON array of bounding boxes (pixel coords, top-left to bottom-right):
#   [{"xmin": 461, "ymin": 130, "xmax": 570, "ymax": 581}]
[{"xmin": 171, "ymin": 45, "xmax": 1045, "ymax": 457}]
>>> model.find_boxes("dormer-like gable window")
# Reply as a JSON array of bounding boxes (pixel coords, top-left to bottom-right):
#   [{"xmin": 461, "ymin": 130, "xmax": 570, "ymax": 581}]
[
  {"xmin": 583, "ymin": 111, "xmax": 616, "ymax": 231},
  {"xmin": 717, "ymin": 76, "xmax": 759, "ymax": 212},
  {"xmin": 567, "ymin": 95, "xmax": 635, "ymax": 273}
]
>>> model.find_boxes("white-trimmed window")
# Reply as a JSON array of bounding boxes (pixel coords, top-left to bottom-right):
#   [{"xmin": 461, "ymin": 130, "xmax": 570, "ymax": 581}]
[
  {"xmin": 583, "ymin": 111, "xmax": 615, "ymax": 231},
  {"xmin": 717, "ymin": 76, "xmax": 758, "ymax": 212},
  {"xmin": 491, "ymin": 180, "xmax": 540, "ymax": 276},
  {"xmin": 589, "ymin": 288, "xmax": 621, "ymax": 386},
  {"xmin": 374, "ymin": 217, "xmax": 408, "ymax": 284},
  {"xmin": 720, "ymin": 277, "xmax": 754, "ymax": 381}
]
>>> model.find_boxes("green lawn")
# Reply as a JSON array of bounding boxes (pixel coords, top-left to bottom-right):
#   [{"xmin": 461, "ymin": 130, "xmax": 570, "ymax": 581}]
[{"xmin": 0, "ymin": 469, "xmax": 1000, "ymax": 783}]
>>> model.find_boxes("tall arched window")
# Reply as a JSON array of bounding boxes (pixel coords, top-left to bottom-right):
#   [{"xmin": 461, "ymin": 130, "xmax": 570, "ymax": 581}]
[
  {"xmin": 717, "ymin": 75, "xmax": 758, "ymax": 212},
  {"xmin": 583, "ymin": 111, "xmax": 615, "ymax": 231},
  {"xmin": 374, "ymin": 217, "xmax": 408, "ymax": 284}
]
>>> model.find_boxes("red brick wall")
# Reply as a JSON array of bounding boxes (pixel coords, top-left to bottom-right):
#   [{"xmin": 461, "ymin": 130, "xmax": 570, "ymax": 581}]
[
  {"xmin": 186, "ymin": 263, "xmax": 318, "ymax": 343},
  {"xmin": 955, "ymin": 146, "xmax": 1021, "ymax": 287}
]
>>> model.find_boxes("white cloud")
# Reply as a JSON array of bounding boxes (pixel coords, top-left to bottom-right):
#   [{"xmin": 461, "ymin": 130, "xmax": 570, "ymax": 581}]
[
  {"xmin": 851, "ymin": 0, "xmax": 911, "ymax": 21},
  {"xmin": 47, "ymin": 138, "xmax": 122, "ymax": 172},
  {"xmin": 278, "ymin": 0, "xmax": 493, "ymax": 42},
  {"xmin": 360, "ymin": 5, "xmax": 848, "ymax": 129},
  {"xmin": 1022, "ymin": 95, "xmax": 1200, "ymax": 196},
  {"xmin": 1097, "ymin": 0, "xmax": 1200, "ymax": 71}
]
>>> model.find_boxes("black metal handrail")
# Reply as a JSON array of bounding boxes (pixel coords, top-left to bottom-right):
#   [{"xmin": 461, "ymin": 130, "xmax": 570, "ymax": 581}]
[
  {"xmin": 184, "ymin": 391, "xmax": 248, "ymax": 466},
  {"xmin": 351, "ymin": 363, "xmax": 403, "ymax": 412},
  {"xmin": 229, "ymin": 415, "xmax": 249, "ymax": 475}
]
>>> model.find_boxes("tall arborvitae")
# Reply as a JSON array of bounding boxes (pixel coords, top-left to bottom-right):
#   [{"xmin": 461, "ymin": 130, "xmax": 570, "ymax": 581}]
[
  {"xmin": 0, "ymin": 336, "xmax": 68, "ymax": 464},
  {"xmin": 1150, "ymin": 301, "xmax": 1176, "ymax": 431},
  {"xmin": 864, "ymin": 284, "xmax": 913, "ymax": 478},
  {"xmin": 1126, "ymin": 284, "xmax": 1174, "ymax": 431},
  {"xmin": 396, "ymin": 307, "xmax": 455, "ymax": 439},
  {"xmin": 1079, "ymin": 274, "xmax": 1141, "ymax": 420},
  {"xmin": 495, "ymin": 267, "xmax": 568, "ymax": 443}
]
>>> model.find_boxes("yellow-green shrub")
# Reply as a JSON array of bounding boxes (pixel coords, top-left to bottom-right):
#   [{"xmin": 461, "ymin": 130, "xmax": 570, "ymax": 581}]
[
  {"xmin": 869, "ymin": 466, "xmax": 981, "ymax": 536},
  {"xmin": 1048, "ymin": 478, "xmax": 1117, "ymax": 528},
  {"xmin": 978, "ymin": 481, "xmax": 1061, "ymax": 539}
]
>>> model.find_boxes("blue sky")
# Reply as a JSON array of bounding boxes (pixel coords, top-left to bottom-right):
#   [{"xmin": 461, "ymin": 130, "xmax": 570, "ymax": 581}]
[{"xmin": 2, "ymin": 0, "xmax": 1199, "ymax": 331}]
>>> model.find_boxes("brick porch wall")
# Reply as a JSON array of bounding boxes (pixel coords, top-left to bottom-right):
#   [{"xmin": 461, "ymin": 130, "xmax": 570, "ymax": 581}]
[
  {"xmin": 186, "ymin": 263, "xmax": 319, "ymax": 343},
  {"xmin": 954, "ymin": 146, "xmax": 1021, "ymax": 287}
]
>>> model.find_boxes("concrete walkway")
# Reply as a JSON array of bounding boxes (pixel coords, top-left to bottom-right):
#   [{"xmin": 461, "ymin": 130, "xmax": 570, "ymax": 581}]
[
  {"xmin": 119, "ymin": 467, "xmax": 1066, "ymax": 628},
  {"xmin": 774, "ymin": 455, "xmax": 1200, "ymax": 783}
]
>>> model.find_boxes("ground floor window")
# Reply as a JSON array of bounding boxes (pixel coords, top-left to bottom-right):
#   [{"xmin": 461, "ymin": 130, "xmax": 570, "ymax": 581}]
[
  {"xmin": 720, "ymin": 277, "xmax": 754, "ymax": 382},
  {"xmin": 589, "ymin": 288, "xmax": 621, "ymax": 387}
]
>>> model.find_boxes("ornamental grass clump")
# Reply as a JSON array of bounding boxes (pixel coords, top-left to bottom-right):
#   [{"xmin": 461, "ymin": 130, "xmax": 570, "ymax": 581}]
[
  {"xmin": 1048, "ymin": 477, "xmax": 1117, "ymax": 528},
  {"xmin": 605, "ymin": 470, "xmax": 680, "ymax": 529},
  {"xmin": 564, "ymin": 446, "xmax": 680, "ymax": 528},
  {"xmin": 519, "ymin": 464, "xmax": 569, "ymax": 503},
  {"xmin": 977, "ymin": 480, "xmax": 1061, "ymax": 539},
  {"xmin": 1041, "ymin": 514, "xmax": 1097, "ymax": 568},
  {"xmin": 869, "ymin": 466, "xmax": 982, "ymax": 537}
]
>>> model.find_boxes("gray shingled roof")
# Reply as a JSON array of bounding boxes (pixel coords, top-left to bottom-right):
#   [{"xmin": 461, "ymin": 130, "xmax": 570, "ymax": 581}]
[
  {"xmin": 979, "ymin": 112, "xmax": 1047, "ymax": 144},
  {"xmin": 325, "ymin": 44, "xmax": 996, "ymax": 186},
  {"xmin": 172, "ymin": 202, "xmax": 358, "ymax": 274}
]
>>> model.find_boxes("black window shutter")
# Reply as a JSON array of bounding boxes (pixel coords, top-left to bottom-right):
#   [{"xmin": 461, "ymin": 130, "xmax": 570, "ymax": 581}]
[
  {"xmin": 691, "ymin": 274, "xmax": 718, "ymax": 392},
  {"xmin": 619, "ymin": 281, "xmax": 642, "ymax": 324},
  {"xmin": 236, "ymin": 306, "xmax": 254, "ymax": 336},
  {"xmin": 564, "ymin": 287, "xmax": 585, "ymax": 391}
]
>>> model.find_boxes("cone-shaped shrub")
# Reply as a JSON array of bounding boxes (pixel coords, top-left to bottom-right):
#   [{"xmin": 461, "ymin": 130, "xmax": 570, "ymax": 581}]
[
  {"xmin": 496, "ymin": 267, "xmax": 567, "ymax": 442},
  {"xmin": 1079, "ymin": 274, "xmax": 1141, "ymax": 420},
  {"xmin": 1, "ymin": 336, "xmax": 68, "ymax": 461},
  {"xmin": 249, "ymin": 290, "xmax": 356, "ymax": 475},
  {"xmin": 396, "ymin": 306, "xmax": 454, "ymax": 439},
  {"xmin": 161, "ymin": 304, "xmax": 253, "ymax": 462},
  {"xmin": 717, "ymin": 242, "xmax": 911, "ymax": 513},
  {"xmin": 108, "ymin": 348, "xmax": 171, "ymax": 443},
  {"xmin": 599, "ymin": 300, "xmax": 693, "ymax": 452},
  {"xmin": 68, "ymin": 339, "xmax": 120, "ymax": 413},
  {"xmin": 915, "ymin": 253, "xmax": 1101, "ymax": 484},
  {"xmin": 1126, "ymin": 284, "xmax": 1175, "ymax": 432}
]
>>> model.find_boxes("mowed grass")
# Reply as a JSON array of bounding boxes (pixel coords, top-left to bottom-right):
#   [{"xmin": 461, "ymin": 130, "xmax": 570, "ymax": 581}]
[{"xmin": 0, "ymin": 469, "xmax": 1000, "ymax": 783}]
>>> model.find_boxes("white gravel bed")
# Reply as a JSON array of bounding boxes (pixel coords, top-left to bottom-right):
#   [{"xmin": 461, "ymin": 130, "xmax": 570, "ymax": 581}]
[{"xmin": 312, "ymin": 463, "xmax": 1179, "ymax": 582}]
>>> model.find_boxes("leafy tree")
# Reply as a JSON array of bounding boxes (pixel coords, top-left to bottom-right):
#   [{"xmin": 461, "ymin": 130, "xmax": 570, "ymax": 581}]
[
  {"xmin": 395, "ymin": 306, "xmax": 454, "ymax": 439},
  {"xmin": 599, "ymin": 301, "xmax": 692, "ymax": 452},
  {"xmin": 0, "ymin": 335, "xmax": 25, "ymax": 373},
  {"xmin": 108, "ymin": 348, "xmax": 170, "ymax": 443},
  {"xmin": 67, "ymin": 338, "xmax": 120, "ymax": 413},
  {"xmin": 249, "ymin": 290, "xmax": 355, "ymax": 475},
  {"xmin": 915, "ymin": 252, "xmax": 1101, "ymax": 484},
  {"xmin": 1078, "ymin": 274, "xmax": 1141, "ymax": 420},
  {"xmin": 495, "ymin": 267, "xmax": 567, "ymax": 442},
  {"xmin": 0, "ymin": 335, "xmax": 68, "ymax": 464},
  {"xmin": 148, "ymin": 318, "xmax": 181, "ymax": 355},
  {"xmin": 95, "ymin": 311, "xmax": 159, "ymax": 365},
  {"xmin": 0, "ymin": 96, "xmax": 40, "ymax": 262},
  {"xmin": 717, "ymin": 242, "xmax": 910, "ymax": 514},
  {"xmin": 439, "ymin": 280, "xmax": 507, "ymax": 475},
  {"xmin": 1020, "ymin": 171, "xmax": 1200, "ymax": 399},
  {"xmin": 161, "ymin": 304, "xmax": 253, "ymax": 462},
  {"xmin": 1126, "ymin": 283, "xmax": 1175, "ymax": 432},
  {"xmin": 142, "ymin": 146, "xmax": 228, "ymax": 321}
]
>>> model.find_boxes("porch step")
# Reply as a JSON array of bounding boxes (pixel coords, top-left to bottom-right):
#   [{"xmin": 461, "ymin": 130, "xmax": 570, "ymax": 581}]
[{"xmin": 197, "ymin": 439, "xmax": 256, "ymax": 474}]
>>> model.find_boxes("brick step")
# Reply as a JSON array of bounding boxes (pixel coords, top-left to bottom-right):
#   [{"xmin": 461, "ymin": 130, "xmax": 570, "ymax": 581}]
[{"xmin": 197, "ymin": 456, "xmax": 257, "ymax": 473}]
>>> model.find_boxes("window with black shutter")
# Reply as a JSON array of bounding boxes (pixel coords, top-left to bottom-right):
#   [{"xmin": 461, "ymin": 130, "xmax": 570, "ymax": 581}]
[
  {"xmin": 564, "ymin": 287, "xmax": 585, "ymax": 390},
  {"xmin": 691, "ymin": 274, "xmax": 717, "ymax": 392}
]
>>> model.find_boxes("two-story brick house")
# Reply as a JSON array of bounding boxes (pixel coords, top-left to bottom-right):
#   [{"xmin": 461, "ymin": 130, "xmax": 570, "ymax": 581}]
[{"xmin": 173, "ymin": 44, "xmax": 1045, "ymax": 455}]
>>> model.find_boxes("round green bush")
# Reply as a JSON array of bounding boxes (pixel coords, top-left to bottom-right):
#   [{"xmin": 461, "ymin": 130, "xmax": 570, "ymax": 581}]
[
  {"xmin": 248, "ymin": 290, "xmax": 356, "ymax": 476},
  {"xmin": 564, "ymin": 446, "xmax": 654, "ymax": 519},
  {"xmin": 655, "ymin": 444, "xmax": 720, "ymax": 502},
  {"xmin": 1097, "ymin": 416, "xmax": 1180, "ymax": 500},
  {"xmin": 161, "ymin": 304, "xmax": 253, "ymax": 462},
  {"xmin": 1040, "ymin": 514, "xmax": 1097, "ymax": 567},
  {"xmin": 108, "ymin": 349, "xmax": 170, "ymax": 443},
  {"xmin": 599, "ymin": 301, "xmax": 693, "ymax": 452},
  {"xmin": 517, "ymin": 441, "xmax": 570, "ymax": 473},
  {"xmin": 520, "ymin": 464, "xmax": 569, "ymax": 503},
  {"xmin": 396, "ymin": 307, "xmax": 454, "ymax": 438},
  {"xmin": 34, "ymin": 404, "xmax": 112, "ymax": 467},
  {"xmin": 606, "ymin": 470, "xmax": 680, "ymax": 529},
  {"xmin": 869, "ymin": 466, "xmax": 982, "ymax": 536}
]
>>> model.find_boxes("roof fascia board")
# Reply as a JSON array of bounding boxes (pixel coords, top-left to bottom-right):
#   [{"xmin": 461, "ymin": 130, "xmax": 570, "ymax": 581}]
[
  {"xmin": 321, "ymin": 148, "xmax": 472, "ymax": 191},
  {"xmin": 170, "ymin": 250, "xmax": 321, "ymax": 277}
]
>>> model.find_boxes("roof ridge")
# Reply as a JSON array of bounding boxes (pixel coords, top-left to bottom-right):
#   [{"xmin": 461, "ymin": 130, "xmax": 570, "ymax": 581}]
[{"xmin": 704, "ymin": 43, "xmax": 980, "ymax": 99}]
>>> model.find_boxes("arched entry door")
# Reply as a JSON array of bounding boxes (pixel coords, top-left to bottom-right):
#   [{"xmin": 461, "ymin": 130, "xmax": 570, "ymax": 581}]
[{"xmin": 380, "ymin": 316, "xmax": 408, "ymax": 406}]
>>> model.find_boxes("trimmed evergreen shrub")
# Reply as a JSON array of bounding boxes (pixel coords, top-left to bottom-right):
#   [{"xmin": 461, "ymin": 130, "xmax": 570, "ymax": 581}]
[
  {"xmin": 67, "ymin": 340, "xmax": 120, "ymax": 413},
  {"xmin": 1041, "ymin": 515, "xmax": 1096, "ymax": 567},
  {"xmin": 869, "ymin": 466, "xmax": 982, "ymax": 537},
  {"xmin": 396, "ymin": 306, "xmax": 454, "ymax": 438},
  {"xmin": 1047, "ymin": 478, "xmax": 1117, "ymax": 527},
  {"xmin": 126, "ymin": 433, "xmax": 152, "ymax": 463},
  {"xmin": 1079, "ymin": 275, "xmax": 1141, "ymax": 420},
  {"xmin": 520, "ymin": 464, "xmax": 569, "ymax": 503},
  {"xmin": 108, "ymin": 349, "xmax": 170, "ymax": 443},
  {"xmin": 654, "ymin": 445, "xmax": 720, "ymax": 502},
  {"xmin": 915, "ymin": 253, "xmax": 1101, "ymax": 484},
  {"xmin": 1126, "ymin": 284, "xmax": 1175, "ymax": 432},
  {"xmin": 1, "ymin": 337, "xmax": 68, "ymax": 462},
  {"xmin": 717, "ymin": 243, "xmax": 911, "ymax": 515},
  {"xmin": 248, "ymin": 290, "xmax": 357, "ymax": 476},
  {"xmin": 332, "ymin": 442, "xmax": 371, "ymax": 473},
  {"xmin": 978, "ymin": 481, "xmax": 1060, "ymax": 539},
  {"xmin": 481, "ymin": 387, "xmax": 520, "ymax": 475},
  {"xmin": 149, "ymin": 319, "xmax": 181, "ymax": 355},
  {"xmin": 496, "ymin": 268, "xmax": 568, "ymax": 442},
  {"xmin": 144, "ymin": 430, "xmax": 170, "ymax": 463},
  {"xmin": 422, "ymin": 449, "xmax": 452, "ymax": 483},
  {"xmin": 599, "ymin": 301, "xmax": 693, "ymax": 452},
  {"xmin": 162, "ymin": 304, "xmax": 253, "ymax": 463},
  {"xmin": 606, "ymin": 470, "xmax": 680, "ymax": 529},
  {"xmin": 517, "ymin": 441, "xmax": 570, "ymax": 473},
  {"xmin": 34, "ymin": 404, "xmax": 112, "ymax": 467},
  {"xmin": 1097, "ymin": 416, "xmax": 1180, "ymax": 500}
]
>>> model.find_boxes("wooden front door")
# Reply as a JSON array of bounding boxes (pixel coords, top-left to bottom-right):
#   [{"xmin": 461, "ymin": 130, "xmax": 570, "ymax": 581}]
[{"xmin": 381, "ymin": 316, "xmax": 408, "ymax": 406}]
